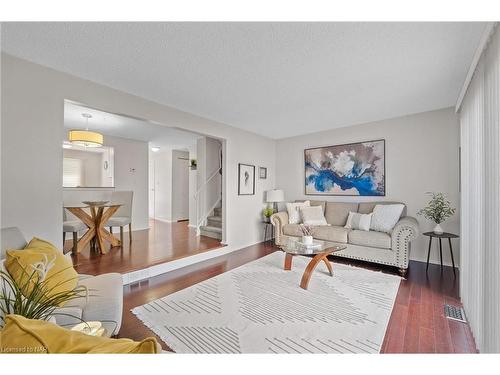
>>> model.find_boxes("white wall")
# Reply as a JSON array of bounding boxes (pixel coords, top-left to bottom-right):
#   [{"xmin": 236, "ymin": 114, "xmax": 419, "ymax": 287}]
[
  {"xmin": 62, "ymin": 135, "xmax": 150, "ymax": 231},
  {"xmin": 104, "ymin": 135, "xmax": 149, "ymax": 231},
  {"xmin": 1, "ymin": 53, "xmax": 276, "ymax": 250},
  {"xmin": 276, "ymin": 107, "xmax": 460, "ymax": 266},
  {"xmin": 171, "ymin": 150, "xmax": 189, "ymax": 221}
]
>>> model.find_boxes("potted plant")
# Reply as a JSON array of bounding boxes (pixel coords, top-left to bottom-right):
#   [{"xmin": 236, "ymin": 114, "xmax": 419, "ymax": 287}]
[
  {"xmin": 0, "ymin": 258, "xmax": 87, "ymax": 327},
  {"xmin": 262, "ymin": 207, "xmax": 274, "ymax": 223},
  {"xmin": 418, "ymin": 192, "xmax": 456, "ymax": 234}
]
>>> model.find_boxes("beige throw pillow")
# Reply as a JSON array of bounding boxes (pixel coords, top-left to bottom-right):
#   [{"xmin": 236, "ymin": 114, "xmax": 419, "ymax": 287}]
[
  {"xmin": 345, "ymin": 211, "xmax": 372, "ymax": 231},
  {"xmin": 286, "ymin": 201, "xmax": 310, "ymax": 224},
  {"xmin": 300, "ymin": 206, "xmax": 328, "ymax": 226}
]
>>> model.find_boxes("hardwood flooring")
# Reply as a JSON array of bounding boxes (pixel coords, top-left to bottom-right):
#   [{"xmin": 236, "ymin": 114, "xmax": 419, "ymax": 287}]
[
  {"xmin": 118, "ymin": 242, "xmax": 478, "ymax": 353},
  {"xmin": 67, "ymin": 219, "xmax": 223, "ymax": 275}
]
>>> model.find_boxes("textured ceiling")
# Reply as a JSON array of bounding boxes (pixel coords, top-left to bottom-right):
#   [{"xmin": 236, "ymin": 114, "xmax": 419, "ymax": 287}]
[
  {"xmin": 64, "ymin": 102, "xmax": 201, "ymax": 150},
  {"xmin": 2, "ymin": 22, "xmax": 486, "ymax": 139}
]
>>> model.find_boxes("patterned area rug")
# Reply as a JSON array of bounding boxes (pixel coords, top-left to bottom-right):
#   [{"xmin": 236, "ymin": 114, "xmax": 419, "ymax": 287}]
[{"xmin": 132, "ymin": 251, "xmax": 400, "ymax": 353}]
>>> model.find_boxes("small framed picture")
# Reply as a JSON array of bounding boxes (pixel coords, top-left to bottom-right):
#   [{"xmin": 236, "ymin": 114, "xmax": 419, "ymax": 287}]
[
  {"xmin": 259, "ymin": 167, "xmax": 267, "ymax": 179},
  {"xmin": 238, "ymin": 163, "xmax": 255, "ymax": 195}
]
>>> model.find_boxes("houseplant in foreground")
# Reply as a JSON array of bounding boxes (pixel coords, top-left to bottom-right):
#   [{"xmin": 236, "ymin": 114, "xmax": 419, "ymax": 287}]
[{"xmin": 417, "ymin": 192, "xmax": 456, "ymax": 234}]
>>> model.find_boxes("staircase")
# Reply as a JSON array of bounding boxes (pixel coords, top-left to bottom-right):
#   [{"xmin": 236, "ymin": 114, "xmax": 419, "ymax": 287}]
[{"xmin": 199, "ymin": 206, "xmax": 222, "ymax": 240}]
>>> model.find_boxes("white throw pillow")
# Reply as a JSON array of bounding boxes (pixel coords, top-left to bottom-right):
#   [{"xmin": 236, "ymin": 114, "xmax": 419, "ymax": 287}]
[
  {"xmin": 345, "ymin": 211, "xmax": 372, "ymax": 231},
  {"xmin": 370, "ymin": 204, "xmax": 405, "ymax": 233},
  {"xmin": 300, "ymin": 206, "xmax": 328, "ymax": 226},
  {"xmin": 286, "ymin": 201, "xmax": 310, "ymax": 224}
]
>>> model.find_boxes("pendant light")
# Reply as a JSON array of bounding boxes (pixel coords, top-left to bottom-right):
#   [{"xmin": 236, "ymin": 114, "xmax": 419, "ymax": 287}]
[{"xmin": 68, "ymin": 113, "xmax": 103, "ymax": 148}]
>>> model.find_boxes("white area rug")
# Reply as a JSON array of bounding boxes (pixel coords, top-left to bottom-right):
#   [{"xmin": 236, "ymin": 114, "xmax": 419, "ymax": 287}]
[{"xmin": 132, "ymin": 251, "xmax": 400, "ymax": 353}]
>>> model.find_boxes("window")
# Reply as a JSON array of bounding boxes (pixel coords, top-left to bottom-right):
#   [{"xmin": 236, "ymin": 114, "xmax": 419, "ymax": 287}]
[{"xmin": 63, "ymin": 157, "xmax": 83, "ymax": 187}]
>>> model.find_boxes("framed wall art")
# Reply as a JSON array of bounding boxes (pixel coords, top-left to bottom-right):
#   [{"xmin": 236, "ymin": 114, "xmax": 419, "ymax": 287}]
[
  {"xmin": 304, "ymin": 139, "xmax": 385, "ymax": 196},
  {"xmin": 238, "ymin": 163, "xmax": 255, "ymax": 195}
]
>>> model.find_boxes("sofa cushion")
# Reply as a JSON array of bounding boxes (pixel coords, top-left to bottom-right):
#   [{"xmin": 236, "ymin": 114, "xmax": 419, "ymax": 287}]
[
  {"xmin": 358, "ymin": 201, "xmax": 407, "ymax": 217},
  {"xmin": 348, "ymin": 230, "xmax": 391, "ymax": 249},
  {"xmin": 312, "ymin": 226, "xmax": 349, "ymax": 243},
  {"xmin": 283, "ymin": 224, "xmax": 304, "ymax": 237},
  {"xmin": 324, "ymin": 202, "xmax": 359, "ymax": 226}
]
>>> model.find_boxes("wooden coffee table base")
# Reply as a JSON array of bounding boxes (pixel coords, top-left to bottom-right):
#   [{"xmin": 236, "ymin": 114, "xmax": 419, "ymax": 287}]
[{"xmin": 284, "ymin": 252, "xmax": 334, "ymax": 290}]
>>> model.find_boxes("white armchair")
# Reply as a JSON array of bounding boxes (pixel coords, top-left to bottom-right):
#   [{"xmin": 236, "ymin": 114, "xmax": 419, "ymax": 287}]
[{"xmin": 0, "ymin": 227, "xmax": 123, "ymax": 336}]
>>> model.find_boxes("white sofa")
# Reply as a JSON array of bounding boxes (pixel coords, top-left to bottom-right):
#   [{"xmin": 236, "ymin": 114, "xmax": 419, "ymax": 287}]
[
  {"xmin": 271, "ymin": 200, "xmax": 419, "ymax": 276},
  {"xmin": 0, "ymin": 227, "xmax": 123, "ymax": 336}
]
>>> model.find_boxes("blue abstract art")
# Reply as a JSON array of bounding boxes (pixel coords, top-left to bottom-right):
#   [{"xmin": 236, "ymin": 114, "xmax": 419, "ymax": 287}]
[{"xmin": 305, "ymin": 140, "xmax": 385, "ymax": 196}]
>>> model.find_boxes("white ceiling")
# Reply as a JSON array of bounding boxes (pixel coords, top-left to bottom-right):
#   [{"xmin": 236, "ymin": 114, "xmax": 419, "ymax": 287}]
[
  {"xmin": 64, "ymin": 101, "xmax": 201, "ymax": 150},
  {"xmin": 2, "ymin": 22, "xmax": 486, "ymax": 139}
]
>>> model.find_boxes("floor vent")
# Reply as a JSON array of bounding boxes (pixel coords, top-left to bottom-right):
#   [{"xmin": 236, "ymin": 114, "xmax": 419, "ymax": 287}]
[{"xmin": 444, "ymin": 304, "xmax": 467, "ymax": 323}]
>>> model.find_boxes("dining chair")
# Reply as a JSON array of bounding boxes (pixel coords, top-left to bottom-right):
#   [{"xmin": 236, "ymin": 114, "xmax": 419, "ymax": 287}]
[
  {"xmin": 106, "ymin": 190, "xmax": 134, "ymax": 245},
  {"xmin": 63, "ymin": 208, "xmax": 87, "ymax": 254}
]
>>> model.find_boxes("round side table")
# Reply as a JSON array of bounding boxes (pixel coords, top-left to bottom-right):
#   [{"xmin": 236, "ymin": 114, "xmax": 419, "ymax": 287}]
[{"xmin": 423, "ymin": 231, "xmax": 459, "ymax": 275}]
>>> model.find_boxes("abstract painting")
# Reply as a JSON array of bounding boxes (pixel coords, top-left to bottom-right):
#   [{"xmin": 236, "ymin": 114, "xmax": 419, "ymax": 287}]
[
  {"xmin": 238, "ymin": 163, "xmax": 255, "ymax": 195},
  {"xmin": 304, "ymin": 139, "xmax": 385, "ymax": 196}
]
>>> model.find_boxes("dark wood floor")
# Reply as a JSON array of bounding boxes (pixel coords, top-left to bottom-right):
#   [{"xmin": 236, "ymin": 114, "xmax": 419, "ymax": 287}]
[
  {"xmin": 67, "ymin": 220, "xmax": 223, "ymax": 275},
  {"xmin": 118, "ymin": 241, "xmax": 478, "ymax": 353}
]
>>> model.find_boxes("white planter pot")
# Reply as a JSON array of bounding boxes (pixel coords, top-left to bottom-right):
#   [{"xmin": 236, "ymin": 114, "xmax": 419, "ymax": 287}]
[{"xmin": 433, "ymin": 223, "xmax": 444, "ymax": 235}]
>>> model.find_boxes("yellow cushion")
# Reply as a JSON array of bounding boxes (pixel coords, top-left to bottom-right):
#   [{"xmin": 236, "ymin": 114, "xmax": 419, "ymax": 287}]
[
  {"xmin": 0, "ymin": 315, "xmax": 160, "ymax": 354},
  {"xmin": 5, "ymin": 237, "xmax": 78, "ymax": 307}
]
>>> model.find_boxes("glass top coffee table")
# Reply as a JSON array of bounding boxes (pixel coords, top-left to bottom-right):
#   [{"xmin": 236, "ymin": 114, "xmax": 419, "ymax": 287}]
[{"xmin": 279, "ymin": 238, "xmax": 347, "ymax": 290}]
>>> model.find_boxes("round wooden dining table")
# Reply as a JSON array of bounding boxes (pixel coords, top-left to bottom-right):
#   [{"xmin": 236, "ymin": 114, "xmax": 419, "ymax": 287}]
[{"xmin": 64, "ymin": 203, "xmax": 122, "ymax": 254}]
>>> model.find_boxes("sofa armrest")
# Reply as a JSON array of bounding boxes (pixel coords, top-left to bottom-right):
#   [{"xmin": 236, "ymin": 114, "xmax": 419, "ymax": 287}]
[
  {"xmin": 271, "ymin": 211, "xmax": 289, "ymax": 246},
  {"xmin": 391, "ymin": 216, "xmax": 419, "ymax": 269}
]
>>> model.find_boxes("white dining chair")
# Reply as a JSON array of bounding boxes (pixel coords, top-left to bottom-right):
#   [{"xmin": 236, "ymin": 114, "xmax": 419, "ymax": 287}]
[
  {"xmin": 63, "ymin": 208, "xmax": 87, "ymax": 254},
  {"xmin": 106, "ymin": 190, "xmax": 133, "ymax": 245}
]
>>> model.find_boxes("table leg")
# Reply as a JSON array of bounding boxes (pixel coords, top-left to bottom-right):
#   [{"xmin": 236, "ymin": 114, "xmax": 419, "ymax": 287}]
[
  {"xmin": 264, "ymin": 224, "xmax": 268, "ymax": 243},
  {"xmin": 426, "ymin": 237, "xmax": 432, "ymax": 272},
  {"xmin": 322, "ymin": 257, "xmax": 333, "ymax": 276},
  {"xmin": 76, "ymin": 228, "xmax": 96, "ymax": 253},
  {"xmin": 284, "ymin": 253, "xmax": 293, "ymax": 270},
  {"xmin": 448, "ymin": 238, "xmax": 456, "ymax": 276},
  {"xmin": 300, "ymin": 253, "xmax": 329, "ymax": 290},
  {"xmin": 439, "ymin": 238, "xmax": 443, "ymax": 272}
]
